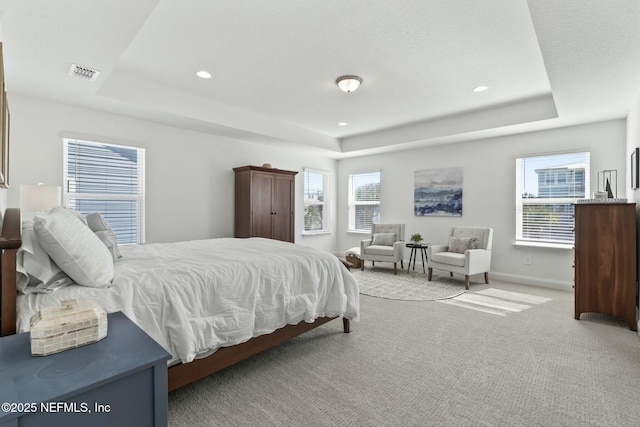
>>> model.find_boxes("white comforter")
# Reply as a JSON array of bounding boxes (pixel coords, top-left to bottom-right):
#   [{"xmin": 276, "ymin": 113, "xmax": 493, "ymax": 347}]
[{"xmin": 16, "ymin": 238, "xmax": 360, "ymax": 364}]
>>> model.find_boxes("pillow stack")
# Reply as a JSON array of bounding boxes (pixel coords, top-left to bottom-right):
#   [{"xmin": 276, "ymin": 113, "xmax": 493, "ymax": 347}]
[{"xmin": 17, "ymin": 207, "xmax": 122, "ymax": 293}]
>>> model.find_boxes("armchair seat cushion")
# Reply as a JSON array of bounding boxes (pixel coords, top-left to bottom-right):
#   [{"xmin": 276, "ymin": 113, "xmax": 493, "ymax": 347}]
[
  {"xmin": 364, "ymin": 245, "xmax": 396, "ymax": 256},
  {"xmin": 431, "ymin": 252, "xmax": 465, "ymax": 267}
]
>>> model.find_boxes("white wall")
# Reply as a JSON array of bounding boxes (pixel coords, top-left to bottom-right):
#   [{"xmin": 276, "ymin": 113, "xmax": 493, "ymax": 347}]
[
  {"xmin": 337, "ymin": 119, "xmax": 627, "ymax": 289},
  {"xmin": 7, "ymin": 94, "xmax": 338, "ymax": 251},
  {"xmin": 6, "ymin": 94, "xmax": 630, "ymax": 288}
]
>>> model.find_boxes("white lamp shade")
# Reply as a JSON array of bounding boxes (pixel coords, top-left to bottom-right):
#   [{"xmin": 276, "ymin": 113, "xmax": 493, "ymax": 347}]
[{"xmin": 20, "ymin": 185, "xmax": 61, "ymax": 212}]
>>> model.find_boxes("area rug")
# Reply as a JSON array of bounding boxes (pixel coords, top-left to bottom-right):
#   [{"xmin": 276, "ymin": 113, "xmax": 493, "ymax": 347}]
[{"xmin": 351, "ymin": 268, "xmax": 465, "ymax": 301}]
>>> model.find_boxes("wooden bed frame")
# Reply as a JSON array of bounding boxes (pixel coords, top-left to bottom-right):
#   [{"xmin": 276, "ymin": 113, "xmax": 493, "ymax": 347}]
[{"xmin": 0, "ymin": 208, "xmax": 351, "ymax": 392}]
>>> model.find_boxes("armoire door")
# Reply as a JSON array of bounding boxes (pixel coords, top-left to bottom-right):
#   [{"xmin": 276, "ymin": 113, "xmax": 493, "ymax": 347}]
[
  {"xmin": 272, "ymin": 174, "xmax": 294, "ymax": 242},
  {"xmin": 251, "ymin": 172, "xmax": 274, "ymax": 239}
]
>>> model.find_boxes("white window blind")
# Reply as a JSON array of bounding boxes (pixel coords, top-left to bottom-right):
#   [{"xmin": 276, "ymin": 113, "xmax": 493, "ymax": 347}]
[
  {"xmin": 515, "ymin": 152, "xmax": 590, "ymax": 245},
  {"xmin": 63, "ymin": 138, "xmax": 146, "ymax": 244},
  {"xmin": 303, "ymin": 168, "xmax": 329, "ymax": 234},
  {"xmin": 348, "ymin": 171, "xmax": 380, "ymax": 233}
]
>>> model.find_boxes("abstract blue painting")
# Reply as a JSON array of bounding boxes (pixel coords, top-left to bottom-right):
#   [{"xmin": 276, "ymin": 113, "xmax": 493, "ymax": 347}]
[{"xmin": 414, "ymin": 167, "xmax": 463, "ymax": 216}]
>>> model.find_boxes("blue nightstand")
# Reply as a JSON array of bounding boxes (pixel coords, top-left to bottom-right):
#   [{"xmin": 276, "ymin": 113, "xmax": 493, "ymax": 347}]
[{"xmin": 0, "ymin": 312, "xmax": 171, "ymax": 427}]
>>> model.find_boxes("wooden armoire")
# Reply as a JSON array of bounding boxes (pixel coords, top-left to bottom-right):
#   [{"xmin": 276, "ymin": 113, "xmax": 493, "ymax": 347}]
[
  {"xmin": 233, "ymin": 165, "xmax": 297, "ymax": 243},
  {"xmin": 574, "ymin": 202, "xmax": 637, "ymax": 331}
]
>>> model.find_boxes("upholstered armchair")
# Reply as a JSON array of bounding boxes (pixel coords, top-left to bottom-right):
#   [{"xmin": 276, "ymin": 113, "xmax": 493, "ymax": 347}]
[
  {"xmin": 427, "ymin": 226, "xmax": 493, "ymax": 290},
  {"xmin": 360, "ymin": 223, "xmax": 405, "ymax": 274}
]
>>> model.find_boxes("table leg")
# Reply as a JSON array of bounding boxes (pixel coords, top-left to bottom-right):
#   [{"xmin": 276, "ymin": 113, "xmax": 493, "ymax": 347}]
[
  {"xmin": 420, "ymin": 248, "xmax": 427, "ymax": 274},
  {"xmin": 407, "ymin": 248, "xmax": 415, "ymax": 273}
]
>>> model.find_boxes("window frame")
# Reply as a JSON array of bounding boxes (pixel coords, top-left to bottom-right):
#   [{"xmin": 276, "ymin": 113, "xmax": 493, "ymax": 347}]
[
  {"xmin": 515, "ymin": 151, "xmax": 590, "ymax": 248},
  {"xmin": 348, "ymin": 171, "xmax": 381, "ymax": 234},
  {"xmin": 302, "ymin": 167, "xmax": 330, "ymax": 235},
  {"xmin": 63, "ymin": 138, "xmax": 146, "ymax": 245}
]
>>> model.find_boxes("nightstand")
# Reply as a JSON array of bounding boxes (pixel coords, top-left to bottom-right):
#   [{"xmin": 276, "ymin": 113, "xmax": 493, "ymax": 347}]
[{"xmin": 0, "ymin": 311, "xmax": 171, "ymax": 427}]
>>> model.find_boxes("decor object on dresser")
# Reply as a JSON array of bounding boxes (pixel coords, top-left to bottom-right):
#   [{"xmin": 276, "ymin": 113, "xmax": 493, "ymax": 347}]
[
  {"xmin": 414, "ymin": 167, "xmax": 463, "ymax": 216},
  {"xmin": 427, "ymin": 226, "xmax": 493, "ymax": 290},
  {"xmin": 597, "ymin": 169, "xmax": 617, "ymax": 198},
  {"xmin": 234, "ymin": 165, "xmax": 297, "ymax": 243},
  {"xmin": 574, "ymin": 202, "xmax": 636, "ymax": 331},
  {"xmin": 0, "ymin": 311, "xmax": 171, "ymax": 427},
  {"xmin": 360, "ymin": 223, "xmax": 405, "ymax": 275}
]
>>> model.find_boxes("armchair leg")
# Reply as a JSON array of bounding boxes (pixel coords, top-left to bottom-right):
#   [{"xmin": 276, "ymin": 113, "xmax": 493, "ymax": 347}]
[
  {"xmin": 465, "ymin": 275, "xmax": 470, "ymax": 290},
  {"xmin": 401, "ymin": 260, "xmax": 404, "ymax": 269},
  {"xmin": 484, "ymin": 272, "xmax": 489, "ymax": 284},
  {"xmin": 428, "ymin": 267, "xmax": 432, "ymax": 281},
  {"xmin": 393, "ymin": 263, "xmax": 397, "ymax": 275},
  {"xmin": 450, "ymin": 272, "xmax": 453, "ymax": 277},
  {"xmin": 361, "ymin": 262, "xmax": 364, "ymax": 271}
]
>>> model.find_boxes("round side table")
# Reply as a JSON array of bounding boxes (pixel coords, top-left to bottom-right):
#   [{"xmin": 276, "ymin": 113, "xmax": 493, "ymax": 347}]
[{"xmin": 405, "ymin": 242, "xmax": 430, "ymax": 274}]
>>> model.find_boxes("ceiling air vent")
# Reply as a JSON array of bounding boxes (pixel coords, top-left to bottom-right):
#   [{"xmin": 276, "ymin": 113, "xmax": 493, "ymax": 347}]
[{"xmin": 68, "ymin": 64, "xmax": 101, "ymax": 81}]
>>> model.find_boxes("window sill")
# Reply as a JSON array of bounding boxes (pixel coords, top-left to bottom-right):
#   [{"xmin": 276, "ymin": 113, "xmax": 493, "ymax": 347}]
[
  {"xmin": 302, "ymin": 231, "xmax": 330, "ymax": 236},
  {"xmin": 513, "ymin": 241, "xmax": 573, "ymax": 250},
  {"xmin": 347, "ymin": 230, "xmax": 371, "ymax": 235}
]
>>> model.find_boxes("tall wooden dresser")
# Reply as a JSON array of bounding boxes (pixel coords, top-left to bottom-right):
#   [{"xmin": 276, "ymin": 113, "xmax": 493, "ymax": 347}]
[
  {"xmin": 233, "ymin": 165, "xmax": 297, "ymax": 243},
  {"xmin": 574, "ymin": 202, "xmax": 637, "ymax": 331}
]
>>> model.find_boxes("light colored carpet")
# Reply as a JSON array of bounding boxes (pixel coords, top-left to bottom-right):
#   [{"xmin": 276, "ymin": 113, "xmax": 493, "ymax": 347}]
[
  {"xmin": 351, "ymin": 268, "xmax": 465, "ymax": 301},
  {"xmin": 168, "ymin": 278, "xmax": 640, "ymax": 427}
]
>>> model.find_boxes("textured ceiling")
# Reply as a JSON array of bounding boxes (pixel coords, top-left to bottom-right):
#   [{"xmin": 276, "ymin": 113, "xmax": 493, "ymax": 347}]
[{"xmin": 1, "ymin": 0, "xmax": 639, "ymax": 157}]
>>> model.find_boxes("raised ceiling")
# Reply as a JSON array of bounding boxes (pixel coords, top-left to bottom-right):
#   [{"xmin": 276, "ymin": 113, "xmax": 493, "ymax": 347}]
[{"xmin": 1, "ymin": 0, "xmax": 639, "ymax": 157}]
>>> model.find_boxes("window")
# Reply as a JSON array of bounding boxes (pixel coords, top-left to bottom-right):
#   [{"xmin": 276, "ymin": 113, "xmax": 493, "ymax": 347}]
[
  {"xmin": 63, "ymin": 138, "xmax": 145, "ymax": 244},
  {"xmin": 348, "ymin": 171, "xmax": 380, "ymax": 233},
  {"xmin": 515, "ymin": 151, "xmax": 590, "ymax": 246},
  {"xmin": 303, "ymin": 168, "xmax": 329, "ymax": 234}
]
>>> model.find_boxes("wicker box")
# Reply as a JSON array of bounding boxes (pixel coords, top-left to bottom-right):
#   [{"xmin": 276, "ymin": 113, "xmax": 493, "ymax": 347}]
[
  {"xmin": 30, "ymin": 299, "xmax": 108, "ymax": 356},
  {"xmin": 346, "ymin": 254, "xmax": 362, "ymax": 269}
]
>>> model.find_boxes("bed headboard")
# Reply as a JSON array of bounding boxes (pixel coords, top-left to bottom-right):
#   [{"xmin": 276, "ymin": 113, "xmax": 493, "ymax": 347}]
[{"xmin": 0, "ymin": 208, "xmax": 21, "ymax": 336}]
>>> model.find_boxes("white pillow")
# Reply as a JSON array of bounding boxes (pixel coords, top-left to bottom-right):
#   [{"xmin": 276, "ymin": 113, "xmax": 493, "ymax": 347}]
[
  {"xmin": 33, "ymin": 207, "xmax": 114, "ymax": 288},
  {"xmin": 372, "ymin": 232, "xmax": 397, "ymax": 246},
  {"xmin": 448, "ymin": 236, "xmax": 477, "ymax": 254},
  {"xmin": 86, "ymin": 212, "xmax": 122, "ymax": 260},
  {"xmin": 16, "ymin": 218, "xmax": 73, "ymax": 294}
]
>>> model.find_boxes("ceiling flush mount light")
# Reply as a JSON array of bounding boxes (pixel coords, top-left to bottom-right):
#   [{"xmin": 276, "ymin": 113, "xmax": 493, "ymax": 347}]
[
  {"xmin": 196, "ymin": 70, "xmax": 212, "ymax": 79},
  {"xmin": 473, "ymin": 85, "xmax": 489, "ymax": 92},
  {"xmin": 336, "ymin": 75, "xmax": 362, "ymax": 93},
  {"xmin": 338, "ymin": 122, "xmax": 348, "ymax": 126}
]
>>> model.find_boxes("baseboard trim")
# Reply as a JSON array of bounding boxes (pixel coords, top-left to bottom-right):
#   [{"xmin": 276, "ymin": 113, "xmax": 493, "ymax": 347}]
[
  {"xmin": 334, "ymin": 251, "xmax": 575, "ymax": 292},
  {"xmin": 489, "ymin": 271, "xmax": 573, "ymax": 291}
]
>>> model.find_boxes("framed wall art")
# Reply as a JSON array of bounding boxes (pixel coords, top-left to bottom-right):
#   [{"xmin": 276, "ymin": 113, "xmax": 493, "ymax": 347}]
[{"xmin": 414, "ymin": 166, "xmax": 463, "ymax": 216}]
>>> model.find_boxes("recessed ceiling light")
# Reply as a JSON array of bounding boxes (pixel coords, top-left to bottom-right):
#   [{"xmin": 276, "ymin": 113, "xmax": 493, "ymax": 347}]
[
  {"xmin": 473, "ymin": 85, "xmax": 489, "ymax": 92},
  {"xmin": 338, "ymin": 122, "xmax": 348, "ymax": 126},
  {"xmin": 196, "ymin": 70, "xmax": 212, "ymax": 79}
]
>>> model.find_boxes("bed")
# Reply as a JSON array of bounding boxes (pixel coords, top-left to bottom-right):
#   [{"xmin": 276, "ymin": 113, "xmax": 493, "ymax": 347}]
[{"xmin": 0, "ymin": 207, "xmax": 359, "ymax": 391}]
